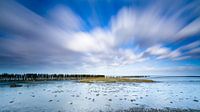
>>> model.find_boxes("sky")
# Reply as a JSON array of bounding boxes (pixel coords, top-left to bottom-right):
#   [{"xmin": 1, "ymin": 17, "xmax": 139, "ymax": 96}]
[{"xmin": 0, "ymin": 0, "xmax": 200, "ymax": 76}]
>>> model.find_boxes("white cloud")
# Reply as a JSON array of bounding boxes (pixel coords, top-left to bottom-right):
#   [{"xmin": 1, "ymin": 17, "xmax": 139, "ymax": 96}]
[
  {"xmin": 178, "ymin": 41, "xmax": 200, "ymax": 51},
  {"xmin": 187, "ymin": 47, "xmax": 200, "ymax": 54},
  {"xmin": 157, "ymin": 50, "xmax": 181, "ymax": 60},
  {"xmin": 144, "ymin": 45, "xmax": 182, "ymax": 60},
  {"xmin": 146, "ymin": 45, "xmax": 170, "ymax": 56},
  {"xmin": 66, "ymin": 28, "xmax": 115, "ymax": 53},
  {"xmin": 176, "ymin": 17, "xmax": 200, "ymax": 39},
  {"xmin": 49, "ymin": 5, "xmax": 83, "ymax": 31},
  {"xmin": 110, "ymin": 7, "xmax": 183, "ymax": 47}
]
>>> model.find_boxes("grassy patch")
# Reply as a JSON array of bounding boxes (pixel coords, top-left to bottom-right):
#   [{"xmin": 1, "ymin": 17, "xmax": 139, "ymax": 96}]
[{"xmin": 79, "ymin": 77, "xmax": 154, "ymax": 83}]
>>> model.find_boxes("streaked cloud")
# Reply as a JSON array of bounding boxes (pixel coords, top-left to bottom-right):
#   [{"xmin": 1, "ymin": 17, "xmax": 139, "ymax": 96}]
[{"xmin": 0, "ymin": 0, "xmax": 199, "ymax": 75}]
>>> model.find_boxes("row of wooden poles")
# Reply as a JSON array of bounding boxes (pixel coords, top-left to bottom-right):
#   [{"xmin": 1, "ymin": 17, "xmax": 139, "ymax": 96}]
[{"xmin": 0, "ymin": 73, "xmax": 105, "ymax": 81}]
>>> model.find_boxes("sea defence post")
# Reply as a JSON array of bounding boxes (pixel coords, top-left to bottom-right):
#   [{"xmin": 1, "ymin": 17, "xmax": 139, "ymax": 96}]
[{"xmin": 0, "ymin": 73, "xmax": 105, "ymax": 81}]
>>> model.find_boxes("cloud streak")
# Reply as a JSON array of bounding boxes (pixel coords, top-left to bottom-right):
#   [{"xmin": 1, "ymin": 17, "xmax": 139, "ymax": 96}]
[{"xmin": 0, "ymin": 0, "xmax": 199, "ymax": 75}]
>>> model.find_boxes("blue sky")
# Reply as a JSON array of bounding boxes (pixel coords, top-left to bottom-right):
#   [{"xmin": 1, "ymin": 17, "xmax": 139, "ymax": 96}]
[{"xmin": 0, "ymin": 0, "xmax": 200, "ymax": 76}]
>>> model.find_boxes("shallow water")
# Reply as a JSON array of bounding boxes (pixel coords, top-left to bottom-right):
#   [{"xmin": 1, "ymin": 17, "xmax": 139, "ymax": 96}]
[{"xmin": 0, "ymin": 76, "xmax": 200, "ymax": 112}]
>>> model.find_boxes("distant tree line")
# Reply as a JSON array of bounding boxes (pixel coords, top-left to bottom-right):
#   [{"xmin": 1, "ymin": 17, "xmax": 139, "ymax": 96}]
[{"xmin": 0, "ymin": 73, "xmax": 105, "ymax": 81}]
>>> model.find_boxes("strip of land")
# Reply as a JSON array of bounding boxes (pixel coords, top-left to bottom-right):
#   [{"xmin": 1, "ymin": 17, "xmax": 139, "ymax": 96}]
[{"xmin": 79, "ymin": 77, "xmax": 154, "ymax": 83}]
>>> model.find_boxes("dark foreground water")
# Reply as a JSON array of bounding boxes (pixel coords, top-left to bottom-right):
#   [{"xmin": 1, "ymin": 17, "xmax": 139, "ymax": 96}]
[{"xmin": 0, "ymin": 76, "xmax": 200, "ymax": 112}]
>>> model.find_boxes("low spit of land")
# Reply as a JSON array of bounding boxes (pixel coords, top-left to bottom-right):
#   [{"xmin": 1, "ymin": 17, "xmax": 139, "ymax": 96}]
[{"xmin": 79, "ymin": 77, "xmax": 154, "ymax": 83}]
